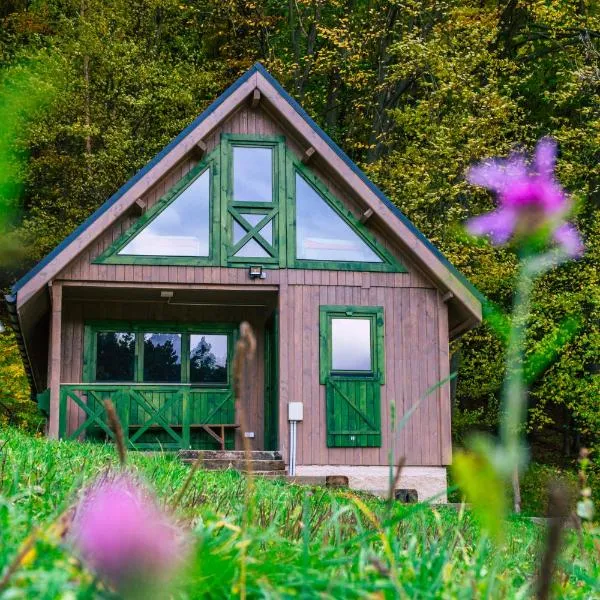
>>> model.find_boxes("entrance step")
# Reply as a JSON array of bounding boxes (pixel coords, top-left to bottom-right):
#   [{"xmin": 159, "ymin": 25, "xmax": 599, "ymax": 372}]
[{"xmin": 178, "ymin": 450, "xmax": 286, "ymax": 474}]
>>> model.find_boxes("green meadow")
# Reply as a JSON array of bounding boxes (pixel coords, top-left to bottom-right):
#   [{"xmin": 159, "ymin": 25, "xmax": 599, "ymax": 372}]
[{"xmin": 0, "ymin": 428, "xmax": 598, "ymax": 599}]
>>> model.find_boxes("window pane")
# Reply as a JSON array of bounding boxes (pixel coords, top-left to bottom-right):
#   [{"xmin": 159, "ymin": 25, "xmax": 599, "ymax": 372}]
[
  {"xmin": 233, "ymin": 147, "xmax": 273, "ymax": 202},
  {"xmin": 96, "ymin": 332, "xmax": 135, "ymax": 381},
  {"xmin": 296, "ymin": 174, "xmax": 382, "ymax": 262},
  {"xmin": 234, "ymin": 238, "xmax": 270, "ymax": 258},
  {"xmin": 190, "ymin": 335, "xmax": 228, "ymax": 384},
  {"xmin": 259, "ymin": 220, "xmax": 273, "ymax": 244},
  {"xmin": 240, "ymin": 213, "xmax": 264, "ymax": 228},
  {"xmin": 233, "ymin": 219, "xmax": 246, "ymax": 244},
  {"xmin": 119, "ymin": 170, "xmax": 210, "ymax": 256},
  {"xmin": 143, "ymin": 333, "xmax": 182, "ymax": 382},
  {"xmin": 331, "ymin": 318, "xmax": 372, "ymax": 371}
]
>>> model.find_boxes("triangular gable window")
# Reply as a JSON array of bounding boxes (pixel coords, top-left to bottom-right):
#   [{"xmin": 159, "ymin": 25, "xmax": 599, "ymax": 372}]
[
  {"xmin": 295, "ymin": 173, "xmax": 382, "ymax": 263},
  {"xmin": 95, "ymin": 157, "xmax": 217, "ymax": 266},
  {"xmin": 95, "ymin": 136, "xmax": 403, "ymax": 272},
  {"xmin": 120, "ymin": 170, "xmax": 210, "ymax": 257}
]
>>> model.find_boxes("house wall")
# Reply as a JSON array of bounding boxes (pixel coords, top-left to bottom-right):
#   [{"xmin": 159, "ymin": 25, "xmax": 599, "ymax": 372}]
[{"xmin": 53, "ymin": 102, "xmax": 452, "ymax": 467}]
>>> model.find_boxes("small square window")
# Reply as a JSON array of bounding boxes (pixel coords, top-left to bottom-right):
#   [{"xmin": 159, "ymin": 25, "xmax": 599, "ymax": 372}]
[{"xmin": 331, "ymin": 318, "xmax": 372, "ymax": 372}]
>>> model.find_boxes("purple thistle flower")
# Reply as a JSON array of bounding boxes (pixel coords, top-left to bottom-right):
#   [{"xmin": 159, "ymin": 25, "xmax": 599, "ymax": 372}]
[
  {"xmin": 72, "ymin": 475, "xmax": 184, "ymax": 595},
  {"xmin": 466, "ymin": 138, "xmax": 583, "ymax": 257}
]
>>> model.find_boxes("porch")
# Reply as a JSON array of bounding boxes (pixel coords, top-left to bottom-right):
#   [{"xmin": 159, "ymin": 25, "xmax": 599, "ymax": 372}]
[{"xmin": 53, "ymin": 283, "xmax": 279, "ymax": 451}]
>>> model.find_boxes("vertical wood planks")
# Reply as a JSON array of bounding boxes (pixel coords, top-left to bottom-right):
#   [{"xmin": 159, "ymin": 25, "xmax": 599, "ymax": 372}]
[{"xmin": 48, "ymin": 282, "xmax": 63, "ymax": 438}]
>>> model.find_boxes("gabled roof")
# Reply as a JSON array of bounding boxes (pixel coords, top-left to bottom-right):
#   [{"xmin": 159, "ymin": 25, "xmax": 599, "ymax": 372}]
[{"xmin": 9, "ymin": 63, "xmax": 483, "ymax": 329}]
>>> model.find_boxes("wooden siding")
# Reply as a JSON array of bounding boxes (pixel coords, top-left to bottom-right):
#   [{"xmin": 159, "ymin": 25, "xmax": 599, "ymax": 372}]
[
  {"xmin": 278, "ymin": 282, "xmax": 449, "ymax": 467},
  {"xmin": 60, "ymin": 299, "xmax": 268, "ymax": 450}
]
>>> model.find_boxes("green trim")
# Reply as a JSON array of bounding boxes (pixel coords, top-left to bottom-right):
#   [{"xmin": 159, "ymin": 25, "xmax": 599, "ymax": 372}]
[
  {"xmin": 319, "ymin": 306, "xmax": 385, "ymax": 384},
  {"xmin": 263, "ymin": 311, "xmax": 279, "ymax": 451},
  {"xmin": 287, "ymin": 159, "xmax": 405, "ymax": 273},
  {"xmin": 320, "ymin": 305, "xmax": 384, "ymax": 448},
  {"xmin": 36, "ymin": 388, "xmax": 50, "ymax": 415},
  {"xmin": 93, "ymin": 134, "xmax": 405, "ymax": 273},
  {"xmin": 84, "ymin": 320, "xmax": 236, "ymax": 386},
  {"xmin": 94, "ymin": 149, "xmax": 220, "ymax": 265},
  {"xmin": 220, "ymin": 134, "xmax": 286, "ymax": 267}
]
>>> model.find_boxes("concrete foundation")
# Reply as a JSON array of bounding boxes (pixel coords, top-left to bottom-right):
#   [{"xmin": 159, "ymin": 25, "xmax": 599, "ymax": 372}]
[{"xmin": 294, "ymin": 465, "xmax": 448, "ymax": 503}]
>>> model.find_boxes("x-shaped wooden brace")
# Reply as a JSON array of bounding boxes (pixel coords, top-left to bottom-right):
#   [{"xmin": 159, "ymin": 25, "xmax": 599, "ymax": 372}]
[{"xmin": 229, "ymin": 207, "xmax": 277, "ymax": 257}]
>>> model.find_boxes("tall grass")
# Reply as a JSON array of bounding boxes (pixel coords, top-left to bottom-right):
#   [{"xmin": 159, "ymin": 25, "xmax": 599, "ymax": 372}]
[{"xmin": 0, "ymin": 428, "xmax": 598, "ymax": 598}]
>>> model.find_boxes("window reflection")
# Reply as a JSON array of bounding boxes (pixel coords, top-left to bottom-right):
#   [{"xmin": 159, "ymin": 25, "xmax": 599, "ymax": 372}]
[
  {"xmin": 190, "ymin": 335, "xmax": 228, "ymax": 384},
  {"xmin": 331, "ymin": 318, "xmax": 372, "ymax": 371},
  {"xmin": 233, "ymin": 147, "xmax": 273, "ymax": 202},
  {"xmin": 143, "ymin": 333, "xmax": 182, "ymax": 382},
  {"xmin": 119, "ymin": 170, "xmax": 210, "ymax": 256},
  {"xmin": 295, "ymin": 174, "xmax": 382, "ymax": 262},
  {"xmin": 96, "ymin": 332, "xmax": 135, "ymax": 381}
]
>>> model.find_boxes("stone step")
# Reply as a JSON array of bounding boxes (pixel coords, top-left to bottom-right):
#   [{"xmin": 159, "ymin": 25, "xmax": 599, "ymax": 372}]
[
  {"xmin": 182, "ymin": 458, "xmax": 286, "ymax": 471},
  {"xmin": 178, "ymin": 449, "xmax": 283, "ymax": 462}
]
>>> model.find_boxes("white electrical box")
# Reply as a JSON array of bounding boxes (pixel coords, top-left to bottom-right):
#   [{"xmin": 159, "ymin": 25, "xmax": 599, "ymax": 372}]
[
  {"xmin": 288, "ymin": 402, "xmax": 304, "ymax": 421},
  {"xmin": 244, "ymin": 431, "xmax": 255, "ymax": 438}
]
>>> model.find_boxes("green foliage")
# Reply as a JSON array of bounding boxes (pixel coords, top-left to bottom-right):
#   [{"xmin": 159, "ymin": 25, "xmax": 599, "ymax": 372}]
[
  {"xmin": 0, "ymin": 330, "xmax": 44, "ymax": 432},
  {"xmin": 1, "ymin": 428, "xmax": 599, "ymax": 597},
  {"xmin": 0, "ymin": 0, "xmax": 598, "ymax": 451}
]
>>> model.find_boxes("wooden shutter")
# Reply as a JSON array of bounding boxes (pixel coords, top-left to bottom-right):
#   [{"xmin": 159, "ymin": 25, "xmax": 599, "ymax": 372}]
[{"xmin": 326, "ymin": 378, "xmax": 381, "ymax": 447}]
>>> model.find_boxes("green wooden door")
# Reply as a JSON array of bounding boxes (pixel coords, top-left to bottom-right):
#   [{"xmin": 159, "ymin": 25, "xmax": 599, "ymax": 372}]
[{"xmin": 320, "ymin": 306, "xmax": 384, "ymax": 448}]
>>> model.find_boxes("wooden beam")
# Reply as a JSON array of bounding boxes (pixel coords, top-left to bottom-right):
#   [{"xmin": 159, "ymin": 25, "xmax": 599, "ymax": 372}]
[
  {"xmin": 441, "ymin": 291, "xmax": 454, "ymax": 303},
  {"xmin": 48, "ymin": 281, "xmax": 62, "ymax": 439},
  {"xmin": 359, "ymin": 208, "xmax": 374, "ymax": 224},
  {"xmin": 129, "ymin": 198, "xmax": 146, "ymax": 217},
  {"xmin": 191, "ymin": 140, "xmax": 207, "ymax": 160},
  {"xmin": 251, "ymin": 88, "xmax": 261, "ymax": 108},
  {"xmin": 301, "ymin": 146, "xmax": 315, "ymax": 164}
]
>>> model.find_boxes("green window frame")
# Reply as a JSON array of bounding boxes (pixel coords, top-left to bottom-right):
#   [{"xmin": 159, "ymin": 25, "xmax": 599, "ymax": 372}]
[
  {"xmin": 319, "ymin": 306, "xmax": 385, "ymax": 384},
  {"xmin": 220, "ymin": 134, "xmax": 286, "ymax": 268},
  {"xmin": 94, "ymin": 151, "xmax": 220, "ymax": 266},
  {"xmin": 319, "ymin": 305, "xmax": 384, "ymax": 448},
  {"xmin": 95, "ymin": 134, "xmax": 405, "ymax": 273},
  {"xmin": 287, "ymin": 159, "xmax": 404, "ymax": 272},
  {"xmin": 84, "ymin": 321, "xmax": 236, "ymax": 387}
]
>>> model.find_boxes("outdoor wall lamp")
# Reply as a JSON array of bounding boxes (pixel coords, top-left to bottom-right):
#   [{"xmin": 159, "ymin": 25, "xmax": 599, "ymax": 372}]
[{"xmin": 248, "ymin": 265, "xmax": 266, "ymax": 280}]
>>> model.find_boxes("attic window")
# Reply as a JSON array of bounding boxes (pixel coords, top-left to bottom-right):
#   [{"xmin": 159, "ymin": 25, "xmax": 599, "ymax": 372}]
[
  {"xmin": 295, "ymin": 172, "xmax": 382, "ymax": 263},
  {"xmin": 233, "ymin": 146, "xmax": 273, "ymax": 202},
  {"xmin": 118, "ymin": 169, "xmax": 211, "ymax": 257}
]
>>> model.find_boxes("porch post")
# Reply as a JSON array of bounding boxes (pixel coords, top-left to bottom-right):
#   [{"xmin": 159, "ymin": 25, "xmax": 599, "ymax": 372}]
[
  {"xmin": 48, "ymin": 281, "xmax": 63, "ymax": 438},
  {"xmin": 278, "ymin": 281, "xmax": 289, "ymax": 462}
]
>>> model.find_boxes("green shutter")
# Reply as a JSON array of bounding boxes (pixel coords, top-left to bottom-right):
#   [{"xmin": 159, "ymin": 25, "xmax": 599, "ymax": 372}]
[{"xmin": 319, "ymin": 305, "xmax": 384, "ymax": 448}]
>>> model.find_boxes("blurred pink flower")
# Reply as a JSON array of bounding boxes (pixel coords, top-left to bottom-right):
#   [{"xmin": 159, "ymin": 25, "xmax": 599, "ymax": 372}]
[
  {"xmin": 72, "ymin": 475, "xmax": 183, "ymax": 594},
  {"xmin": 466, "ymin": 138, "xmax": 583, "ymax": 257}
]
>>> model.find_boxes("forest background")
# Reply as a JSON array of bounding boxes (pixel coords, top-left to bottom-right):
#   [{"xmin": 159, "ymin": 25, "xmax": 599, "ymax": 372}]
[{"xmin": 0, "ymin": 0, "xmax": 598, "ymax": 472}]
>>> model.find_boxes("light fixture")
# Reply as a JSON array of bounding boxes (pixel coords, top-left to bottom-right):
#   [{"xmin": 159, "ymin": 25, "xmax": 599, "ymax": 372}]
[
  {"xmin": 248, "ymin": 265, "xmax": 265, "ymax": 280},
  {"xmin": 160, "ymin": 290, "xmax": 174, "ymax": 299}
]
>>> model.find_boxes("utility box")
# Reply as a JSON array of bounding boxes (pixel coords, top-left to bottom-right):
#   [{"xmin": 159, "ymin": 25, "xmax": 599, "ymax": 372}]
[{"xmin": 288, "ymin": 402, "xmax": 304, "ymax": 421}]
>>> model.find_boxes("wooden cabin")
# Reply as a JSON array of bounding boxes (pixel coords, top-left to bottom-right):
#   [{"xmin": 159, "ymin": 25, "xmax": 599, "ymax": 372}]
[{"xmin": 6, "ymin": 64, "xmax": 482, "ymax": 500}]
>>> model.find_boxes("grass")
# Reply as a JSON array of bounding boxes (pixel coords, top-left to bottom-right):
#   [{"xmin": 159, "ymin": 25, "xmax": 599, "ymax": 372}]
[{"xmin": 0, "ymin": 428, "xmax": 598, "ymax": 599}]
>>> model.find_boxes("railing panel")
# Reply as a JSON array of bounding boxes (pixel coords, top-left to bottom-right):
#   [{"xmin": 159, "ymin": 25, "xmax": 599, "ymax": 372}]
[{"xmin": 59, "ymin": 384, "xmax": 236, "ymax": 450}]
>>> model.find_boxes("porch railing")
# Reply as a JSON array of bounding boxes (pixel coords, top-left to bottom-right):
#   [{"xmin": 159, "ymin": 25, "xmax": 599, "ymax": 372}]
[{"xmin": 59, "ymin": 384, "xmax": 235, "ymax": 450}]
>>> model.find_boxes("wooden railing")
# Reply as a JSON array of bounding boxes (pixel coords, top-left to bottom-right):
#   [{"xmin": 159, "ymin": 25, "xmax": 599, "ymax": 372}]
[{"xmin": 59, "ymin": 384, "xmax": 235, "ymax": 450}]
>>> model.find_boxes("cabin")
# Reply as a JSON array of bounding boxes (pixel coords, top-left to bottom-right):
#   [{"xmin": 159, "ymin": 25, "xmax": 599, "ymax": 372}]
[{"xmin": 6, "ymin": 64, "xmax": 482, "ymax": 500}]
